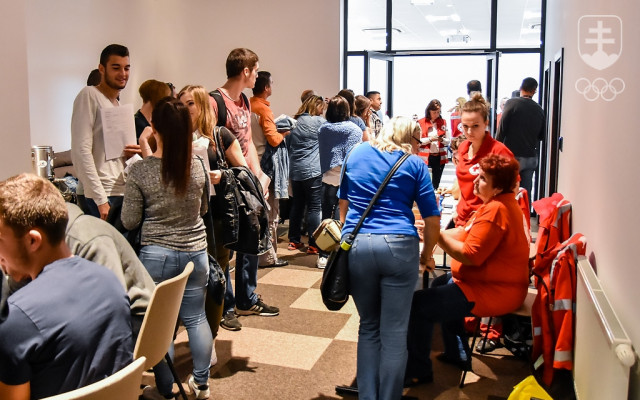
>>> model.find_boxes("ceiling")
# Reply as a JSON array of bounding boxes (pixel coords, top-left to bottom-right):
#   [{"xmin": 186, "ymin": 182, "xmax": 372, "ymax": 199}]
[{"xmin": 348, "ymin": 0, "xmax": 542, "ymax": 51}]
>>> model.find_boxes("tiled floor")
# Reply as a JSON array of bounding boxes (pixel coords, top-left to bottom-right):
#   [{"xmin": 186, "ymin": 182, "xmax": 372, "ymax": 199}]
[{"xmin": 152, "ymin": 178, "xmax": 535, "ymax": 399}]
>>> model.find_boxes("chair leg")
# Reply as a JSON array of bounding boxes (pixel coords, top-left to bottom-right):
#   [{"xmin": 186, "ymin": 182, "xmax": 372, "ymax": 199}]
[
  {"xmin": 165, "ymin": 353, "xmax": 188, "ymax": 400},
  {"xmin": 478, "ymin": 317, "xmax": 494, "ymax": 353},
  {"xmin": 459, "ymin": 318, "xmax": 481, "ymax": 388}
]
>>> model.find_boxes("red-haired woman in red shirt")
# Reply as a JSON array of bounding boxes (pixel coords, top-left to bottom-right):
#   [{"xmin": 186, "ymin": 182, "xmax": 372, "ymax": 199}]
[{"xmin": 405, "ymin": 154, "xmax": 530, "ymax": 386}]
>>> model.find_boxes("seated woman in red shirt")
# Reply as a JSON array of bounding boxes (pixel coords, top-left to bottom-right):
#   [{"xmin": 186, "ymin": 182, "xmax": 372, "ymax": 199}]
[{"xmin": 404, "ymin": 154, "xmax": 530, "ymax": 386}]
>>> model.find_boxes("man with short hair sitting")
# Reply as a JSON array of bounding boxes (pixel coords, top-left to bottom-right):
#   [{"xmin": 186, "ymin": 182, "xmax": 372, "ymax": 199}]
[{"xmin": 0, "ymin": 174, "xmax": 133, "ymax": 399}]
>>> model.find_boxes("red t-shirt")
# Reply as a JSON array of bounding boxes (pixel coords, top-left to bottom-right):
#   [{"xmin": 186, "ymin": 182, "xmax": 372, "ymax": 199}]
[
  {"xmin": 455, "ymin": 135, "xmax": 513, "ymax": 226},
  {"xmin": 452, "ymin": 193, "xmax": 530, "ymax": 317},
  {"xmin": 211, "ymin": 89, "xmax": 251, "ymax": 156}
]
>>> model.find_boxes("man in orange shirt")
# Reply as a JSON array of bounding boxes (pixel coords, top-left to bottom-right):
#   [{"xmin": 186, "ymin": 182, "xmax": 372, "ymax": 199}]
[{"xmin": 250, "ymin": 71, "xmax": 289, "ymax": 268}]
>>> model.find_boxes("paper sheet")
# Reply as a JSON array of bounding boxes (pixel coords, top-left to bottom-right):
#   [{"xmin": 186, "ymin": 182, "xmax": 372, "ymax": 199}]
[{"xmin": 101, "ymin": 104, "xmax": 136, "ymax": 160}]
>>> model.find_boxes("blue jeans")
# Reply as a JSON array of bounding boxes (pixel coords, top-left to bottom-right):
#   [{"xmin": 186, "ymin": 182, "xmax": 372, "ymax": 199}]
[
  {"xmin": 288, "ymin": 176, "xmax": 322, "ymax": 247},
  {"xmin": 320, "ymin": 183, "xmax": 340, "ymax": 257},
  {"xmin": 516, "ymin": 156, "xmax": 537, "ymax": 208},
  {"xmin": 406, "ymin": 272, "xmax": 475, "ymax": 380},
  {"xmin": 139, "ymin": 245, "xmax": 212, "ymax": 393},
  {"xmin": 348, "ymin": 233, "xmax": 419, "ymax": 400},
  {"xmin": 224, "ymin": 252, "xmax": 258, "ymax": 313}
]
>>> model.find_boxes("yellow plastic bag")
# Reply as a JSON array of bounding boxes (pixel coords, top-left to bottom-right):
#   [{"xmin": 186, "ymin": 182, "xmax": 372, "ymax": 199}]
[{"xmin": 507, "ymin": 375, "xmax": 553, "ymax": 400}]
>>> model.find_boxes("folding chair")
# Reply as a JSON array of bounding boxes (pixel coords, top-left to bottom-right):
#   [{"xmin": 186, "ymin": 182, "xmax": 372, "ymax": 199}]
[
  {"xmin": 42, "ymin": 357, "xmax": 146, "ymax": 400},
  {"xmin": 134, "ymin": 262, "xmax": 194, "ymax": 400}
]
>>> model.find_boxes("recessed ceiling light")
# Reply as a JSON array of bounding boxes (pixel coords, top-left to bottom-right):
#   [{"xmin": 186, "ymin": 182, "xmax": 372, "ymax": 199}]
[
  {"xmin": 362, "ymin": 27, "xmax": 403, "ymax": 34},
  {"xmin": 523, "ymin": 10, "xmax": 541, "ymax": 19},
  {"xmin": 425, "ymin": 15, "xmax": 450, "ymax": 23},
  {"xmin": 439, "ymin": 29, "xmax": 458, "ymax": 36},
  {"xmin": 411, "ymin": 0, "xmax": 435, "ymax": 5}
]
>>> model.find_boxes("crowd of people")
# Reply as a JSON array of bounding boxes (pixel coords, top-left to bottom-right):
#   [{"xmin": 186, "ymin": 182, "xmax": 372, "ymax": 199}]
[{"xmin": 0, "ymin": 42, "xmax": 542, "ymax": 400}]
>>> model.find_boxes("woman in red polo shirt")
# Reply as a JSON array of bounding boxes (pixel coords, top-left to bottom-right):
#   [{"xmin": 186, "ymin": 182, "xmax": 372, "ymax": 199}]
[{"xmin": 454, "ymin": 93, "xmax": 513, "ymax": 227}]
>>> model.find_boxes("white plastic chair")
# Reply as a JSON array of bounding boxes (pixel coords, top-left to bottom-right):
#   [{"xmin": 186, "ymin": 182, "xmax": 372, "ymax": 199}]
[
  {"xmin": 134, "ymin": 261, "xmax": 194, "ymax": 400},
  {"xmin": 42, "ymin": 356, "xmax": 146, "ymax": 400}
]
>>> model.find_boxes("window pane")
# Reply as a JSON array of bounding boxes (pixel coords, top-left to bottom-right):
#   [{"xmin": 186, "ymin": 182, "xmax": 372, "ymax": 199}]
[
  {"xmin": 347, "ymin": 55, "xmax": 365, "ymax": 96},
  {"xmin": 392, "ymin": 55, "xmax": 487, "ymax": 119},
  {"xmin": 348, "ymin": 0, "xmax": 387, "ymax": 51},
  {"xmin": 391, "ymin": 0, "xmax": 490, "ymax": 50},
  {"xmin": 497, "ymin": 0, "xmax": 542, "ymax": 48},
  {"xmin": 369, "ymin": 58, "xmax": 389, "ymax": 119},
  {"xmin": 497, "ymin": 53, "xmax": 541, "ymax": 110}
]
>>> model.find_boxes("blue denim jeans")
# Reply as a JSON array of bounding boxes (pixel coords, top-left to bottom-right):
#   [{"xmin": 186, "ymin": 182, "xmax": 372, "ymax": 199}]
[
  {"xmin": 406, "ymin": 272, "xmax": 475, "ymax": 380},
  {"xmin": 348, "ymin": 233, "xmax": 419, "ymax": 400},
  {"xmin": 319, "ymin": 183, "xmax": 340, "ymax": 257},
  {"xmin": 516, "ymin": 156, "xmax": 537, "ymax": 208},
  {"xmin": 289, "ymin": 175, "xmax": 322, "ymax": 247},
  {"xmin": 139, "ymin": 245, "xmax": 212, "ymax": 393},
  {"xmin": 224, "ymin": 252, "xmax": 258, "ymax": 313}
]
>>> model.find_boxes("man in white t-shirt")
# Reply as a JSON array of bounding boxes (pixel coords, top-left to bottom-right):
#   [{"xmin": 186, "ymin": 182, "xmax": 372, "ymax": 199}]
[{"xmin": 71, "ymin": 44, "xmax": 136, "ymax": 231}]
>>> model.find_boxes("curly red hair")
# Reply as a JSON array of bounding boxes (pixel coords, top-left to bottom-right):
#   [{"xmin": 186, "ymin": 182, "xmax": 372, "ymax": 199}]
[{"xmin": 478, "ymin": 154, "xmax": 520, "ymax": 193}]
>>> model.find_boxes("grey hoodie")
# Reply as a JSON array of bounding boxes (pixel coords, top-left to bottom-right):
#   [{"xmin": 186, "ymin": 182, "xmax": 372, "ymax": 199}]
[{"xmin": 65, "ymin": 203, "xmax": 155, "ymax": 317}]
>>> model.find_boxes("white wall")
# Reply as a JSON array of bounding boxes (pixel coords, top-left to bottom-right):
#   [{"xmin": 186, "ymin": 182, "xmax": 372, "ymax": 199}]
[
  {"xmin": 0, "ymin": 1, "xmax": 32, "ymax": 178},
  {"xmin": 545, "ymin": 1, "xmax": 640, "ymax": 396},
  {"xmin": 24, "ymin": 0, "xmax": 341, "ymax": 154}
]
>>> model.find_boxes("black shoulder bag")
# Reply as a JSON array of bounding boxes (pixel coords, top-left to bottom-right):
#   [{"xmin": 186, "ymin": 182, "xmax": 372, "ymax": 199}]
[
  {"xmin": 195, "ymin": 155, "xmax": 226, "ymax": 305},
  {"xmin": 320, "ymin": 151, "xmax": 411, "ymax": 311}
]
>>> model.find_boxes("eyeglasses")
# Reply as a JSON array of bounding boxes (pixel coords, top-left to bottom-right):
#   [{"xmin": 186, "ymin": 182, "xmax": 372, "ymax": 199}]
[{"xmin": 411, "ymin": 135, "xmax": 422, "ymax": 143}]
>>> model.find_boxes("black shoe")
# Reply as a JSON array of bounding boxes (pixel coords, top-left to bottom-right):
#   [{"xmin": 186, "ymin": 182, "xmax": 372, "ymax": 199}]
[
  {"xmin": 220, "ymin": 311, "xmax": 242, "ymax": 331},
  {"xmin": 403, "ymin": 373, "xmax": 433, "ymax": 388},
  {"xmin": 436, "ymin": 353, "xmax": 471, "ymax": 370},
  {"xmin": 235, "ymin": 296, "xmax": 279, "ymax": 316},
  {"xmin": 476, "ymin": 338, "xmax": 501, "ymax": 354},
  {"xmin": 259, "ymin": 258, "xmax": 289, "ymax": 268}
]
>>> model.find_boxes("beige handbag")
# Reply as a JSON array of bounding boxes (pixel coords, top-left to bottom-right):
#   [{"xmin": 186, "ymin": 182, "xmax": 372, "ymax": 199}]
[{"xmin": 312, "ymin": 219, "xmax": 344, "ymax": 252}]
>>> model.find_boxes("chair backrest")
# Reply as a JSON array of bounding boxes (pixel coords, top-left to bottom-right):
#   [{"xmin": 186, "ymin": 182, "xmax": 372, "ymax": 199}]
[
  {"xmin": 133, "ymin": 262, "xmax": 194, "ymax": 369},
  {"xmin": 41, "ymin": 356, "xmax": 147, "ymax": 400}
]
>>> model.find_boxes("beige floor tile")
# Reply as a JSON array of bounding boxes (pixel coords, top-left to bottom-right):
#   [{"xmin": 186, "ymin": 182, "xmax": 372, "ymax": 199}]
[
  {"xmin": 217, "ymin": 327, "xmax": 332, "ymax": 370},
  {"xmin": 289, "ymin": 288, "xmax": 358, "ymax": 315},
  {"xmin": 335, "ymin": 313, "xmax": 360, "ymax": 342},
  {"xmin": 258, "ymin": 268, "xmax": 323, "ymax": 289}
]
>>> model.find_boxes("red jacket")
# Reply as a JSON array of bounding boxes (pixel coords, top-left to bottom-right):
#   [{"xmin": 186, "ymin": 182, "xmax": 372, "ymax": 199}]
[
  {"xmin": 417, "ymin": 117, "xmax": 448, "ymax": 165},
  {"xmin": 531, "ymin": 193, "xmax": 582, "ymax": 386},
  {"xmin": 450, "ymin": 111, "xmax": 463, "ymax": 138}
]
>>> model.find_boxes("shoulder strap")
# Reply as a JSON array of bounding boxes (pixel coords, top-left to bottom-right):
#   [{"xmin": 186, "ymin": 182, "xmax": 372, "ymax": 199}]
[
  {"xmin": 342, "ymin": 152, "xmax": 411, "ymax": 247},
  {"xmin": 210, "ymin": 90, "xmax": 227, "ymax": 127},
  {"xmin": 241, "ymin": 92, "xmax": 250, "ymax": 112},
  {"xmin": 212, "ymin": 127, "xmax": 228, "ymax": 169},
  {"xmin": 210, "ymin": 90, "xmax": 250, "ymax": 127},
  {"xmin": 195, "ymin": 156, "xmax": 209, "ymax": 195}
]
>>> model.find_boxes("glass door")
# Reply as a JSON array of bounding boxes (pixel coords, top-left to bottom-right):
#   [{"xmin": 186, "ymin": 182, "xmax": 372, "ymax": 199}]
[{"xmin": 367, "ymin": 52, "xmax": 392, "ymax": 121}]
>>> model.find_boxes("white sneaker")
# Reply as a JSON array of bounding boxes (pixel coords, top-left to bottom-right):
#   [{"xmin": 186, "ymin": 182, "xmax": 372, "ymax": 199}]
[
  {"xmin": 316, "ymin": 256, "xmax": 328, "ymax": 269},
  {"xmin": 210, "ymin": 345, "xmax": 218, "ymax": 367},
  {"xmin": 188, "ymin": 375, "xmax": 210, "ymax": 399}
]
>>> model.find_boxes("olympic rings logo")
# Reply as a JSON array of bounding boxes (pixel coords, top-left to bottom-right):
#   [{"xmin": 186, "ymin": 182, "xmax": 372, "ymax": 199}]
[{"xmin": 575, "ymin": 77, "xmax": 625, "ymax": 101}]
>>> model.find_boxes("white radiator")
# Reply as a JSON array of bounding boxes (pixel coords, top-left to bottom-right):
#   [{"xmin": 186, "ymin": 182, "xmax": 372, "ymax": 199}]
[{"xmin": 574, "ymin": 256, "xmax": 636, "ymax": 399}]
